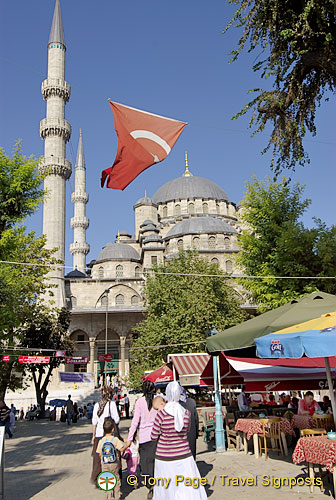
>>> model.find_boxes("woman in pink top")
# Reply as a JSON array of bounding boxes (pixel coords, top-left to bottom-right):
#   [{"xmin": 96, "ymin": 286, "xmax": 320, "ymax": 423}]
[
  {"xmin": 298, "ymin": 391, "xmax": 321, "ymax": 415},
  {"xmin": 126, "ymin": 380, "xmax": 157, "ymax": 499}
]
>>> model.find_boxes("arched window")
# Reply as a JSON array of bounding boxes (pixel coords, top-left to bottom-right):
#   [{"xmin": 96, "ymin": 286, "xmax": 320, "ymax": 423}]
[
  {"xmin": 101, "ymin": 295, "xmax": 108, "ymax": 307},
  {"xmin": 177, "ymin": 239, "xmax": 184, "ymax": 250},
  {"xmin": 224, "ymin": 237, "xmax": 230, "ymax": 250},
  {"xmin": 188, "ymin": 202, "xmax": 195, "ymax": 214},
  {"xmin": 135, "ymin": 266, "xmax": 141, "ymax": 278},
  {"xmin": 211, "ymin": 258, "xmax": 219, "ymax": 264},
  {"xmin": 115, "ymin": 294, "xmax": 124, "ymax": 305},
  {"xmin": 208, "ymin": 236, "xmax": 216, "ymax": 249},
  {"xmin": 202, "ymin": 202, "xmax": 208, "ymax": 214},
  {"xmin": 116, "ymin": 265, "xmax": 123, "ymax": 278},
  {"xmin": 174, "ymin": 204, "xmax": 181, "ymax": 216},
  {"xmin": 131, "ymin": 295, "xmax": 139, "ymax": 305},
  {"xmin": 162, "ymin": 206, "xmax": 168, "ymax": 217},
  {"xmin": 192, "ymin": 236, "xmax": 200, "ymax": 249},
  {"xmin": 71, "ymin": 296, "xmax": 77, "ymax": 308},
  {"xmin": 226, "ymin": 260, "xmax": 233, "ymax": 273},
  {"xmin": 98, "ymin": 266, "xmax": 104, "ymax": 279},
  {"xmin": 151, "ymin": 255, "xmax": 158, "ymax": 265}
]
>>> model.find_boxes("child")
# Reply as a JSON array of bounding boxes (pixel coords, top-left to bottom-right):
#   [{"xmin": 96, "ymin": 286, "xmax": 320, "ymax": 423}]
[
  {"xmin": 152, "ymin": 395, "xmax": 166, "ymax": 411},
  {"xmin": 126, "ymin": 432, "xmax": 139, "ymax": 488},
  {"xmin": 97, "ymin": 418, "xmax": 127, "ymax": 499}
]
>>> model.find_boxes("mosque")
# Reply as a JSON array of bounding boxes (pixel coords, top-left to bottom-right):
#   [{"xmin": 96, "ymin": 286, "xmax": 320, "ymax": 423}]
[{"xmin": 40, "ymin": 1, "xmax": 245, "ymax": 384}]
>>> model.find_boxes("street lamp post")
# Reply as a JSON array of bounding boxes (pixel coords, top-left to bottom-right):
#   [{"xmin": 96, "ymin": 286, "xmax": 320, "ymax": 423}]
[
  {"xmin": 104, "ymin": 289, "xmax": 110, "ymax": 383},
  {"xmin": 207, "ymin": 326, "xmax": 226, "ymax": 452}
]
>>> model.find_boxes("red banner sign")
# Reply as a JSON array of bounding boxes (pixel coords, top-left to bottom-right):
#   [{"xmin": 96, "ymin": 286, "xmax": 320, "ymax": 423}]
[
  {"xmin": 2, "ymin": 355, "xmax": 10, "ymax": 362},
  {"xmin": 65, "ymin": 356, "xmax": 89, "ymax": 364},
  {"xmin": 98, "ymin": 354, "xmax": 113, "ymax": 362},
  {"xmin": 18, "ymin": 356, "xmax": 50, "ymax": 364}
]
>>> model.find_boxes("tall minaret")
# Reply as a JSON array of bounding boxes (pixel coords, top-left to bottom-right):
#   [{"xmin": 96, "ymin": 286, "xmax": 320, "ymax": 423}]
[
  {"xmin": 39, "ymin": 0, "xmax": 71, "ymax": 307},
  {"xmin": 70, "ymin": 130, "xmax": 90, "ymax": 273}
]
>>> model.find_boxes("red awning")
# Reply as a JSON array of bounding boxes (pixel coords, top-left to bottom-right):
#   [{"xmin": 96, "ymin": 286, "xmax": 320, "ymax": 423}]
[
  {"xmin": 143, "ymin": 364, "xmax": 174, "ymax": 384},
  {"xmin": 226, "ymin": 355, "xmax": 336, "ymax": 391},
  {"xmin": 169, "ymin": 353, "xmax": 210, "ymax": 386},
  {"xmin": 201, "ymin": 352, "xmax": 244, "ymax": 387}
]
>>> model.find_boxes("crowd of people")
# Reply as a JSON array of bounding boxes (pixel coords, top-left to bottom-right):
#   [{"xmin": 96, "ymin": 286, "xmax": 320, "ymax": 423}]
[
  {"xmin": 235, "ymin": 386, "xmax": 332, "ymax": 416},
  {"xmin": 91, "ymin": 380, "xmax": 204, "ymax": 500}
]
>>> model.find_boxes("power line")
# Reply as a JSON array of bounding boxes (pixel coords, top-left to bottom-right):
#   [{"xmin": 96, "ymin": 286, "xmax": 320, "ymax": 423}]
[{"xmin": 0, "ymin": 260, "xmax": 335, "ymax": 280}]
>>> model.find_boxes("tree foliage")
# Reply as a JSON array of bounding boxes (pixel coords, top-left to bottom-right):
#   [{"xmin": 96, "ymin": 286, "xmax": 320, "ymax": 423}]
[
  {"xmin": 129, "ymin": 250, "xmax": 247, "ymax": 388},
  {"xmin": 225, "ymin": 0, "xmax": 336, "ymax": 172},
  {"xmin": 236, "ymin": 176, "xmax": 336, "ymax": 310}
]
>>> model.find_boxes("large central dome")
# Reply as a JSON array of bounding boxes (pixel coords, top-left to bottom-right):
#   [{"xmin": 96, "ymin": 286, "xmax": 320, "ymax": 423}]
[{"xmin": 152, "ymin": 175, "xmax": 230, "ymax": 204}]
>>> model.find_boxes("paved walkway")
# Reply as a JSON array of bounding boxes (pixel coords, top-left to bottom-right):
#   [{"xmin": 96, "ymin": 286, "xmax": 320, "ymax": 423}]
[{"xmin": 3, "ymin": 419, "xmax": 329, "ymax": 499}]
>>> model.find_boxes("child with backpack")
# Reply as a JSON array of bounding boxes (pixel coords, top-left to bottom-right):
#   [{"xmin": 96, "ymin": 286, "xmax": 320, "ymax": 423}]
[{"xmin": 96, "ymin": 418, "xmax": 127, "ymax": 499}]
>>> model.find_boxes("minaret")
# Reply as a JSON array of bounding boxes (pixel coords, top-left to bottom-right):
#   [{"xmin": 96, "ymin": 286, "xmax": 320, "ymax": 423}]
[
  {"xmin": 70, "ymin": 130, "xmax": 90, "ymax": 273},
  {"xmin": 39, "ymin": 0, "xmax": 71, "ymax": 307}
]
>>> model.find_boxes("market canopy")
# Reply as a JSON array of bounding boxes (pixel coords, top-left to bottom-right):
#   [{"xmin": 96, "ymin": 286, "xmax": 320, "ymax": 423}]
[
  {"xmin": 225, "ymin": 355, "xmax": 336, "ymax": 392},
  {"xmin": 206, "ymin": 291, "xmax": 336, "ymax": 353},
  {"xmin": 169, "ymin": 353, "xmax": 210, "ymax": 386},
  {"xmin": 143, "ymin": 363, "xmax": 174, "ymax": 384}
]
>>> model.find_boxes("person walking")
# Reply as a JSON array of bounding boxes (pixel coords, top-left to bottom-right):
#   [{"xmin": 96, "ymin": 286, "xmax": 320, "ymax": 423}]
[
  {"xmin": 179, "ymin": 386, "xmax": 199, "ymax": 459},
  {"xmin": 151, "ymin": 381, "xmax": 207, "ymax": 499},
  {"xmin": 91, "ymin": 386, "xmax": 120, "ymax": 484},
  {"xmin": 0, "ymin": 401, "xmax": 12, "ymax": 438},
  {"xmin": 65, "ymin": 395, "xmax": 74, "ymax": 425},
  {"xmin": 126, "ymin": 381, "xmax": 157, "ymax": 500},
  {"xmin": 106, "ymin": 374, "xmax": 111, "ymax": 387}
]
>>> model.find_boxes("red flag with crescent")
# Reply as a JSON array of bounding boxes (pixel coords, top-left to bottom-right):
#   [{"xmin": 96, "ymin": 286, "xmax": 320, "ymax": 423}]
[{"xmin": 101, "ymin": 101, "xmax": 187, "ymax": 190}]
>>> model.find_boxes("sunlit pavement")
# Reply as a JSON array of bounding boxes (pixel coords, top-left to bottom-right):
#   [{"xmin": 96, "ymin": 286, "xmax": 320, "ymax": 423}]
[{"xmin": 4, "ymin": 419, "xmax": 325, "ymax": 499}]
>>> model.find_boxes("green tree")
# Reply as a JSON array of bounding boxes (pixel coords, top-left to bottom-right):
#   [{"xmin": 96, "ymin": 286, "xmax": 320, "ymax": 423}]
[
  {"xmin": 0, "ymin": 143, "xmax": 58, "ymax": 398},
  {"xmin": 224, "ymin": 1, "xmax": 336, "ymax": 173},
  {"xmin": 237, "ymin": 176, "xmax": 336, "ymax": 310},
  {"xmin": 15, "ymin": 307, "xmax": 73, "ymax": 415},
  {"xmin": 129, "ymin": 250, "xmax": 247, "ymax": 388}
]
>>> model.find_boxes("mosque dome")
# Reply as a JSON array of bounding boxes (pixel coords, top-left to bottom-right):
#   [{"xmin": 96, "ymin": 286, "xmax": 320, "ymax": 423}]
[
  {"xmin": 152, "ymin": 176, "xmax": 230, "ymax": 205},
  {"xmin": 134, "ymin": 195, "xmax": 157, "ymax": 209},
  {"xmin": 165, "ymin": 216, "xmax": 237, "ymax": 240},
  {"xmin": 96, "ymin": 242, "xmax": 141, "ymax": 263}
]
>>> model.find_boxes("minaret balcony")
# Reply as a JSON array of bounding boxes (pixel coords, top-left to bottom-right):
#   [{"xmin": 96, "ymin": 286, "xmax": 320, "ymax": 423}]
[
  {"xmin": 41, "ymin": 78, "xmax": 70, "ymax": 102},
  {"xmin": 70, "ymin": 217, "xmax": 89, "ymax": 230},
  {"xmin": 70, "ymin": 242, "xmax": 90, "ymax": 255},
  {"xmin": 40, "ymin": 117, "xmax": 71, "ymax": 142},
  {"xmin": 71, "ymin": 192, "xmax": 89, "ymax": 204},
  {"xmin": 38, "ymin": 156, "xmax": 72, "ymax": 179}
]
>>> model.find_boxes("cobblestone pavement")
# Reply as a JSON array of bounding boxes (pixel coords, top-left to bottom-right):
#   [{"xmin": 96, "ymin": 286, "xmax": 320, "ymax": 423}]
[{"xmin": 3, "ymin": 419, "xmax": 328, "ymax": 499}]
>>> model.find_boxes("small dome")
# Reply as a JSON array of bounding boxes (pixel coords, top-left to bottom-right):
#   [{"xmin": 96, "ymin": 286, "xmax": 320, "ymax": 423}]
[
  {"xmin": 140, "ymin": 220, "xmax": 155, "ymax": 227},
  {"xmin": 66, "ymin": 269, "xmax": 86, "ymax": 278},
  {"xmin": 143, "ymin": 234, "xmax": 163, "ymax": 244},
  {"xmin": 165, "ymin": 216, "xmax": 237, "ymax": 240},
  {"xmin": 152, "ymin": 176, "xmax": 230, "ymax": 204},
  {"xmin": 119, "ymin": 230, "xmax": 131, "ymax": 236},
  {"xmin": 141, "ymin": 224, "xmax": 159, "ymax": 233},
  {"xmin": 134, "ymin": 196, "xmax": 157, "ymax": 209},
  {"xmin": 96, "ymin": 242, "xmax": 141, "ymax": 263}
]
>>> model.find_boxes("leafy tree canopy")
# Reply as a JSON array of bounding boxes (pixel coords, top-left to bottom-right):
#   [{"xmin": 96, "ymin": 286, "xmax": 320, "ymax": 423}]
[
  {"xmin": 236, "ymin": 176, "xmax": 336, "ymax": 310},
  {"xmin": 129, "ymin": 250, "xmax": 247, "ymax": 387},
  {"xmin": 225, "ymin": 0, "xmax": 336, "ymax": 172}
]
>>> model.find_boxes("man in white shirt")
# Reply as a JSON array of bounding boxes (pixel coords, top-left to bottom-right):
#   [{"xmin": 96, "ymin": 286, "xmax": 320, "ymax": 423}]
[{"xmin": 237, "ymin": 386, "xmax": 252, "ymax": 411}]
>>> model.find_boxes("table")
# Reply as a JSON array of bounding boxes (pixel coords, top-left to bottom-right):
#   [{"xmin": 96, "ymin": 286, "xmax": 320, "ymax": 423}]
[
  {"xmin": 235, "ymin": 417, "xmax": 294, "ymax": 458},
  {"xmin": 293, "ymin": 436, "xmax": 336, "ymax": 495},
  {"xmin": 291, "ymin": 414, "xmax": 315, "ymax": 430}
]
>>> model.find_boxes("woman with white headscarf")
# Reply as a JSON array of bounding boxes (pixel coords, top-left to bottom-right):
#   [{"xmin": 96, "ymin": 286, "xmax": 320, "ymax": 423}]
[{"xmin": 150, "ymin": 381, "xmax": 207, "ymax": 499}]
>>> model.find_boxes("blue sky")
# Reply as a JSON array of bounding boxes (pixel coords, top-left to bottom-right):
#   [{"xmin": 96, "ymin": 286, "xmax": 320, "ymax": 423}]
[{"xmin": 1, "ymin": 0, "xmax": 335, "ymax": 269}]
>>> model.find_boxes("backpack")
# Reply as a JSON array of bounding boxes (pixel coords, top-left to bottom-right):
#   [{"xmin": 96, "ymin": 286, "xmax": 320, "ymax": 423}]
[{"xmin": 101, "ymin": 438, "xmax": 117, "ymax": 464}]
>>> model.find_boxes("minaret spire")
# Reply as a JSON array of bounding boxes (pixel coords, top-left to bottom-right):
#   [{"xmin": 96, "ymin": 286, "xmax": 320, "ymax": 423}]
[
  {"xmin": 39, "ymin": 0, "xmax": 71, "ymax": 307},
  {"xmin": 49, "ymin": 0, "xmax": 65, "ymax": 46},
  {"xmin": 70, "ymin": 130, "xmax": 90, "ymax": 273},
  {"xmin": 183, "ymin": 151, "xmax": 192, "ymax": 177}
]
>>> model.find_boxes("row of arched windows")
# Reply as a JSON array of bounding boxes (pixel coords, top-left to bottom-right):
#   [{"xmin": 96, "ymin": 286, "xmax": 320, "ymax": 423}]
[
  {"xmin": 101, "ymin": 294, "xmax": 140, "ymax": 306},
  {"xmin": 162, "ymin": 202, "xmax": 227, "ymax": 217},
  {"xmin": 210, "ymin": 259, "xmax": 232, "ymax": 272},
  {"xmin": 98, "ymin": 265, "xmax": 141, "ymax": 279},
  {"xmin": 190, "ymin": 236, "xmax": 231, "ymax": 249}
]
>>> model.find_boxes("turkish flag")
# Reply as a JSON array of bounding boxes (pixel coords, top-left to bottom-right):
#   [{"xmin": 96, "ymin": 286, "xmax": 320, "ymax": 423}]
[{"xmin": 101, "ymin": 102, "xmax": 187, "ymax": 190}]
